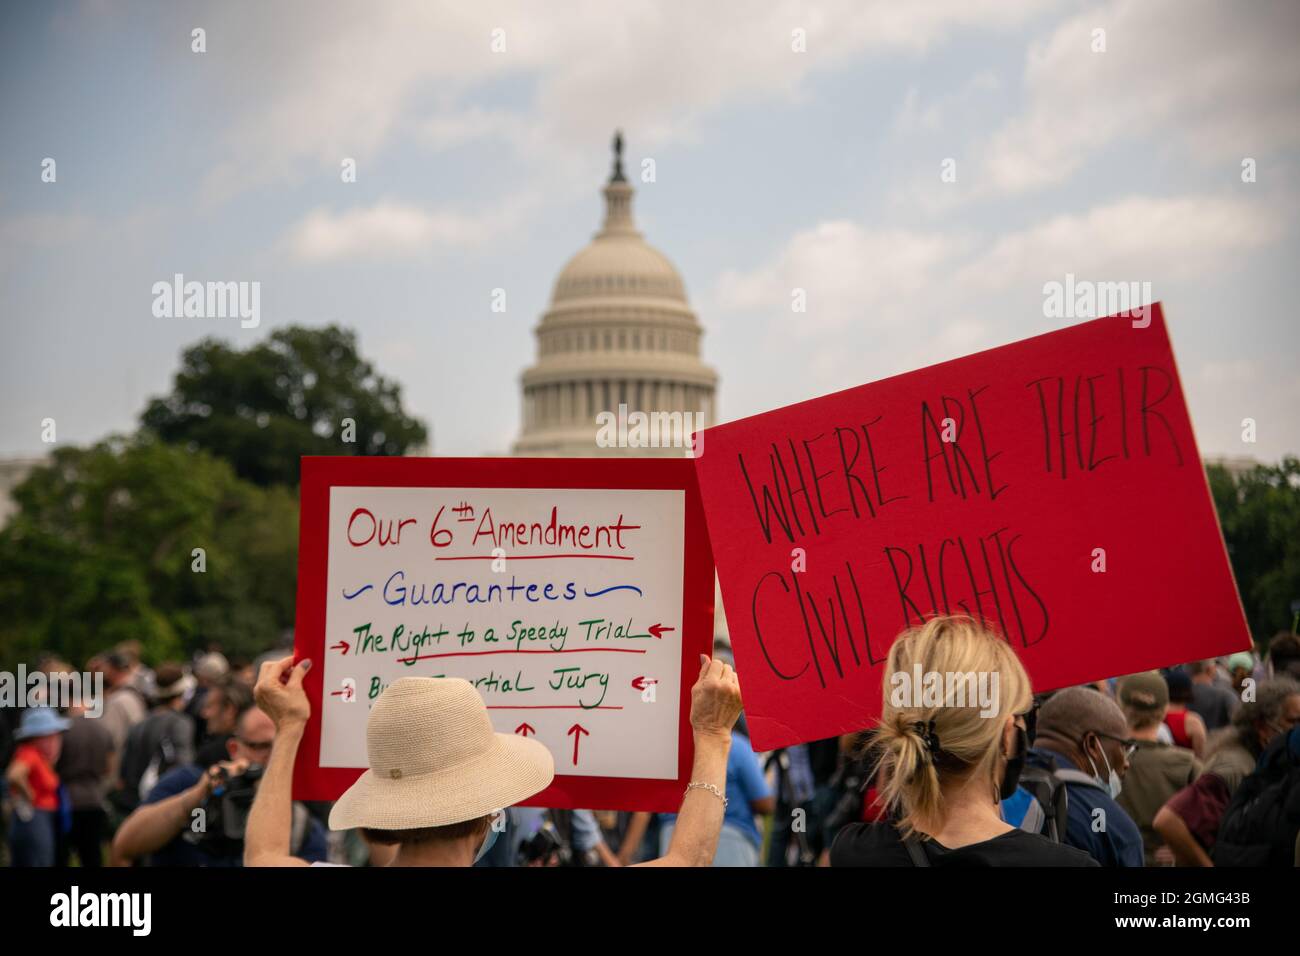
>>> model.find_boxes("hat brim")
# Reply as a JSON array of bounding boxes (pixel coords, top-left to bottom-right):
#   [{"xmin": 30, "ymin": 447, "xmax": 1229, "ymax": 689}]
[
  {"xmin": 15, "ymin": 717, "xmax": 72, "ymax": 740},
  {"xmin": 328, "ymin": 731, "xmax": 555, "ymax": 832}
]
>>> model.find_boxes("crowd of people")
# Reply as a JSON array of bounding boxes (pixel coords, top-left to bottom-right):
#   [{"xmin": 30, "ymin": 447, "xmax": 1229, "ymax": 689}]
[{"xmin": 3, "ymin": 626, "xmax": 1299, "ymax": 868}]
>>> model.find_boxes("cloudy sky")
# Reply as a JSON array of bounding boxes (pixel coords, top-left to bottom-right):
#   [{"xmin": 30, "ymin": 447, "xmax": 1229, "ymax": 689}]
[{"xmin": 2, "ymin": 0, "xmax": 1297, "ymax": 462}]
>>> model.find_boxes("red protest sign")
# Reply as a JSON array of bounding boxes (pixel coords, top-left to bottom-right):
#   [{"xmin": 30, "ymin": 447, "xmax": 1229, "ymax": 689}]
[
  {"xmin": 292, "ymin": 456, "xmax": 714, "ymax": 812},
  {"xmin": 694, "ymin": 304, "xmax": 1250, "ymax": 751}
]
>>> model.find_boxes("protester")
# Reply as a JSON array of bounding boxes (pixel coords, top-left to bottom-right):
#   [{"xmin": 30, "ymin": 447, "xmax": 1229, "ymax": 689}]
[
  {"xmin": 659, "ymin": 713, "xmax": 773, "ymax": 866},
  {"xmin": 245, "ymin": 654, "xmax": 743, "ymax": 867},
  {"xmin": 5, "ymin": 708, "xmax": 70, "ymax": 867},
  {"xmin": 1114, "ymin": 672, "xmax": 1201, "ymax": 865},
  {"xmin": 54, "ymin": 700, "xmax": 115, "ymax": 867},
  {"xmin": 830, "ymin": 617, "xmax": 1096, "ymax": 866},
  {"xmin": 1187, "ymin": 660, "xmax": 1240, "ymax": 731},
  {"xmin": 1153, "ymin": 676, "xmax": 1300, "ymax": 865},
  {"xmin": 112, "ymin": 704, "xmax": 327, "ymax": 866},
  {"xmin": 766, "ymin": 737, "xmax": 840, "ymax": 866},
  {"xmin": 1264, "ymin": 634, "xmax": 1300, "ymax": 682},
  {"xmin": 95, "ymin": 652, "xmax": 147, "ymax": 755},
  {"xmin": 1214, "ymin": 724, "xmax": 1300, "ymax": 865},
  {"xmin": 113, "ymin": 641, "xmax": 156, "ymax": 700},
  {"xmin": 185, "ymin": 652, "xmax": 230, "ymax": 744},
  {"xmin": 116, "ymin": 662, "xmax": 196, "ymax": 811},
  {"xmin": 1162, "ymin": 670, "xmax": 1207, "ymax": 758},
  {"xmin": 195, "ymin": 675, "xmax": 254, "ymax": 767},
  {"xmin": 1226, "ymin": 652, "xmax": 1256, "ymax": 699},
  {"xmin": 1024, "ymin": 686, "xmax": 1144, "ymax": 866}
]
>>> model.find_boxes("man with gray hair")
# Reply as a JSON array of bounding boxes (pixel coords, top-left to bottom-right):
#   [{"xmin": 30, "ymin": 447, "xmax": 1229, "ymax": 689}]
[{"xmin": 1024, "ymin": 686, "xmax": 1144, "ymax": 866}]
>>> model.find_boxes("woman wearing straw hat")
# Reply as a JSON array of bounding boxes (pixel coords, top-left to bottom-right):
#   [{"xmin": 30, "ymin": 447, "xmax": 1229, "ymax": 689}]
[{"xmin": 246, "ymin": 653, "xmax": 743, "ymax": 867}]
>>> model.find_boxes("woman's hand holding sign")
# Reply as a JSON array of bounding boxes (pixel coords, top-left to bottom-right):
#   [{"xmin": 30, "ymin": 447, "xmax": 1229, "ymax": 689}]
[
  {"xmin": 690, "ymin": 654, "xmax": 743, "ymax": 740},
  {"xmin": 254, "ymin": 656, "xmax": 313, "ymax": 731},
  {"xmin": 635, "ymin": 655, "xmax": 744, "ymax": 867}
]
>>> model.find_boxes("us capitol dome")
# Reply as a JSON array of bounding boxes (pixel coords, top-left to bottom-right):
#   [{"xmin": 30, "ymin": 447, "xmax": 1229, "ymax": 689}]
[{"xmin": 513, "ymin": 132, "xmax": 718, "ymax": 457}]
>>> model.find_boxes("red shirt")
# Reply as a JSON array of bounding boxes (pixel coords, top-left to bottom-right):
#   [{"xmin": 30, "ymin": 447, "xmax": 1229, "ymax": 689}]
[
  {"xmin": 12, "ymin": 743, "xmax": 60, "ymax": 810},
  {"xmin": 1165, "ymin": 709, "xmax": 1193, "ymax": 750}
]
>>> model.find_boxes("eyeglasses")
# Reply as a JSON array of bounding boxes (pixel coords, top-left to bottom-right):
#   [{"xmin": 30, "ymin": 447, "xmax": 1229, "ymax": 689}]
[
  {"xmin": 1092, "ymin": 731, "xmax": 1138, "ymax": 760},
  {"xmin": 239, "ymin": 737, "xmax": 274, "ymax": 753}
]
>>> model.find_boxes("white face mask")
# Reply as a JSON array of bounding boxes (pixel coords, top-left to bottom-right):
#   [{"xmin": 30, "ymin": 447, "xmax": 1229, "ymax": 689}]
[
  {"xmin": 473, "ymin": 810, "xmax": 505, "ymax": 864},
  {"xmin": 1086, "ymin": 738, "xmax": 1122, "ymax": 800}
]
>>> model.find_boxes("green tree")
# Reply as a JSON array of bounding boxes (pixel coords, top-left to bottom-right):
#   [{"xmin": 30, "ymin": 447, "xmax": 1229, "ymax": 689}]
[
  {"xmin": 1208, "ymin": 456, "xmax": 1300, "ymax": 642},
  {"xmin": 141, "ymin": 325, "xmax": 427, "ymax": 487},
  {"xmin": 0, "ymin": 436, "xmax": 298, "ymax": 670}
]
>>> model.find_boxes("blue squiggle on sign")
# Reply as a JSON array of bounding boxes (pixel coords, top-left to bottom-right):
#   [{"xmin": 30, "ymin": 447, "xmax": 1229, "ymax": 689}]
[
  {"xmin": 584, "ymin": 584, "xmax": 643, "ymax": 598},
  {"xmin": 342, "ymin": 584, "xmax": 374, "ymax": 600}
]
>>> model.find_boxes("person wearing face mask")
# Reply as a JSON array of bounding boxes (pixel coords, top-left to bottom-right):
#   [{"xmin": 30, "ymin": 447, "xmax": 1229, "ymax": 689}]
[
  {"xmin": 830, "ymin": 617, "xmax": 1096, "ymax": 866},
  {"xmin": 246, "ymin": 654, "xmax": 744, "ymax": 867},
  {"xmin": 1025, "ymin": 687, "xmax": 1144, "ymax": 866}
]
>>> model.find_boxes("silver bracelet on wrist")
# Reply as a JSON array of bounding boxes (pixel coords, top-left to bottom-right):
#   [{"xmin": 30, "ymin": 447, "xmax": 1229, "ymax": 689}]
[{"xmin": 685, "ymin": 781, "xmax": 727, "ymax": 808}]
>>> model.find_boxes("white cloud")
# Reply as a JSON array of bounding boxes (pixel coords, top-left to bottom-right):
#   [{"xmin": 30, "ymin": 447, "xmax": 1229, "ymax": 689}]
[
  {"xmin": 187, "ymin": 0, "xmax": 1060, "ymax": 203},
  {"xmin": 714, "ymin": 221, "xmax": 969, "ymax": 329},
  {"xmin": 281, "ymin": 200, "xmax": 492, "ymax": 262},
  {"xmin": 710, "ymin": 191, "xmax": 1289, "ymax": 403},
  {"xmin": 979, "ymin": 0, "xmax": 1300, "ymax": 196},
  {"xmin": 954, "ymin": 194, "xmax": 1287, "ymax": 292}
]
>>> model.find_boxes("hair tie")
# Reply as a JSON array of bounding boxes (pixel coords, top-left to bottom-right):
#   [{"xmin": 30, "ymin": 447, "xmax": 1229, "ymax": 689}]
[{"xmin": 913, "ymin": 719, "xmax": 941, "ymax": 756}]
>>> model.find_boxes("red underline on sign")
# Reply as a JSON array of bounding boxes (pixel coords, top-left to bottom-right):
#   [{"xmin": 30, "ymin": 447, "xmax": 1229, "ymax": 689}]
[
  {"xmin": 433, "ymin": 554, "xmax": 634, "ymax": 561},
  {"xmin": 395, "ymin": 648, "xmax": 646, "ymax": 664},
  {"xmin": 487, "ymin": 705, "xmax": 624, "ymax": 711}
]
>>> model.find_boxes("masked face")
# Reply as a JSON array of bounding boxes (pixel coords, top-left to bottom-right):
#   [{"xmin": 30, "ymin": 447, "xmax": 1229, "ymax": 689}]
[
  {"xmin": 1000, "ymin": 721, "xmax": 1029, "ymax": 801},
  {"xmin": 474, "ymin": 810, "xmax": 505, "ymax": 864},
  {"xmin": 1084, "ymin": 734, "xmax": 1122, "ymax": 800}
]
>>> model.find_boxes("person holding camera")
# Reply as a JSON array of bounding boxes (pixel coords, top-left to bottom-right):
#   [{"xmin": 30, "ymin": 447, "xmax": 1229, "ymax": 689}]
[{"xmin": 111, "ymin": 705, "xmax": 327, "ymax": 866}]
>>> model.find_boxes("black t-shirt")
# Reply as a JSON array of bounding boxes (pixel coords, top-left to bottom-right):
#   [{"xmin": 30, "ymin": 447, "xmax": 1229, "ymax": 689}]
[{"xmin": 831, "ymin": 822, "xmax": 1100, "ymax": 867}]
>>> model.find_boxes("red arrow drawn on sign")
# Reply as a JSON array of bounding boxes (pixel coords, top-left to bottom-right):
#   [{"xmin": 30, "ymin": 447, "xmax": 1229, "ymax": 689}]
[
  {"xmin": 514, "ymin": 722, "xmax": 536, "ymax": 737},
  {"xmin": 567, "ymin": 724, "xmax": 589, "ymax": 765},
  {"xmin": 329, "ymin": 690, "xmax": 347, "ymax": 697},
  {"xmin": 631, "ymin": 676, "xmax": 658, "ymax": 692},
  {"xmin": 648, "ymin": 623, "xmax": 674, "ymax": 640},
  {"xmin": 330, "ymin": 640, "xmax": 350, "ymax": 654}
]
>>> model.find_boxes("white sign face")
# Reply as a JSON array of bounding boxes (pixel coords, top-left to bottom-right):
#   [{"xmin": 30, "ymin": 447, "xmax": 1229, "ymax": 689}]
[{"xmin": 319, "ymin": 486, "xmax": 686, "ymax": 781}]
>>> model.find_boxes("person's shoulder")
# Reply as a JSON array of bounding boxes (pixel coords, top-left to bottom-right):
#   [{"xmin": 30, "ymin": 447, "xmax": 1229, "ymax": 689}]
[
  {"xmin": 830, "ymin": 821, "xmax": 910, "ymax": 867},
  {"xmin": 1001, "ymin": 829, "xmax": 1100, "ymax": 867},
  {"xmin": 12, "ymin": 743, "xmax": 43, "ymax": 768},
  {"xmin": 143, "ymin": 763, "xmax": 203, "ymax": 802},
  {"xmin": 1205, "ymin": 742, "xmax": 1255, "ymax": 778}
]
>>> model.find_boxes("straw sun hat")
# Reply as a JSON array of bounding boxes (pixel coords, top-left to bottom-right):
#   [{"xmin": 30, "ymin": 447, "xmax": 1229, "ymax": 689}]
[{"xmin": 329, "ymin": 677, "xmax": 555, "ymax": 831}]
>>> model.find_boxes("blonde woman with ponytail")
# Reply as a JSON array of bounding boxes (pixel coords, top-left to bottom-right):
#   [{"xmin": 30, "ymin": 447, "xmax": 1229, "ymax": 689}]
[{"xmin": 831, "ymin": 617, "xmax": 1096, "ymax": 866}]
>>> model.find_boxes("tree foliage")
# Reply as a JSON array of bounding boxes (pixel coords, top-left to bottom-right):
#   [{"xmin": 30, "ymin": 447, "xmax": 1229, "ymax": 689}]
[
  {"xmin": 141, "ymin": 325, "xmax": 427, "ymax": 487},
  {"xmin": 0, "ymin": 436, "xmax": 298, "ymax": 669},
  {"xmin": 1208, "ymin": 456, "xmax": 1300, "ymax": 642}
]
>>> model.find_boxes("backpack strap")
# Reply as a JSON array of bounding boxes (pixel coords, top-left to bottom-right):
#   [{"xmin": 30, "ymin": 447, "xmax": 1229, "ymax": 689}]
[
  {"xmin": 1054, "ymin": 768, "xmax": 1107, "ymax": 792},
  {"xmin": 901, "ymin": 834, "xmax": 930, "ymax": 867},
  {"xmin": 1018, "ymin": 797, "xmax": 1046, "ymax": 833}
]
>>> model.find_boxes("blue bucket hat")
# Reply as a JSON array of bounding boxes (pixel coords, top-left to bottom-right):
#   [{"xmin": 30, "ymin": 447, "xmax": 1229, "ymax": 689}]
[{"xmin": 14, "ymin": 707, "xmax": 72, "ymax": 741}]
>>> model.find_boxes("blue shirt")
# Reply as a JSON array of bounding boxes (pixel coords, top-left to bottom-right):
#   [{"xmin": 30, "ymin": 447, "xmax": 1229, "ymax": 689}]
[
  {"xmin": 1027, "ymin": 747, "xmax": 1144, "ymax": 867},
  {"xmin": 661, "ymin": 730, "xmax": 771, "ymax": 848},
  {"xmin": 142, "ymin": 765, "xmax": 328, "ymax": 866}
]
